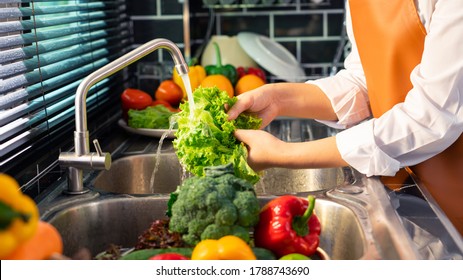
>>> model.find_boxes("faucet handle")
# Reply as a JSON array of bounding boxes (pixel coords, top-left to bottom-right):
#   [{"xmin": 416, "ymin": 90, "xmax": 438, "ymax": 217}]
[
  {"xmin": 92, "ymin": 139, "xmax": 111, "ymax": 170},
  {"xmin": 93, "ymin": 139, "xmax": 103, "ymax": 156}
]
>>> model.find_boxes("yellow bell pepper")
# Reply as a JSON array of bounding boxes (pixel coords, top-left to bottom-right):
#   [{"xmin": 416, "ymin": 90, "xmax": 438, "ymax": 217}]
[
  {"xmin": 191, "ymin": 235, "xmax": 256, "ymax": 260},
  {"xmin": 172, "ymin": 65, "xmax": 206, "ymax": 99},
  {"xmin": 0, "ymin": 174, "xmax": 39, "ymax": 259}
]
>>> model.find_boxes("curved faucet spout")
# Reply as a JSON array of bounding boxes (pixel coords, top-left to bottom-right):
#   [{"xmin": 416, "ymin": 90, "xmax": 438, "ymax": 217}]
[
  {"xmin": 75, "ymin": 38, "xmax": 188, "ymax": 139},
  {"xmin": 60, "ymin": 38, "xmax": 189, "ymax": 194}
]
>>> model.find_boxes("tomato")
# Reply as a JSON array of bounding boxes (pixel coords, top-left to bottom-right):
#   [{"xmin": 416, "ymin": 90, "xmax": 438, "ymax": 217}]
[
  {"xmin": 121, "ymin": 88, "xmax": 153, "ymax": 120},
  {"xmin": 151, "ymin": 100, "xmax": 172, "ymax": 108},
  {"xmin": 121, "ymin": 88, "xmax": 153, "ymax": 110},
  {"xmin": 155, "ymin": 80, "xmax": 183, "ymax": 108},
  {"xmin": 149, "ymin": 253, "xmax": 189, "ymax": 260},
  {"xmin": 150, "ymin": 100, "xmax": 181, "ymax": 113}
]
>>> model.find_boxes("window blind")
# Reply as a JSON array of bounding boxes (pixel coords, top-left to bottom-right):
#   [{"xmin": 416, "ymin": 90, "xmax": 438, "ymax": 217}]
[{"xmin": 0, "ymin": 0, "xmax": 132, "ymax": 174}]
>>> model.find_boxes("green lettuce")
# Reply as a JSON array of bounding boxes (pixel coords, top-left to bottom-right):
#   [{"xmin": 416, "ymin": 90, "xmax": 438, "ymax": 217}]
[
  {"xmin": 172, "ymin": 86, "xmax": 262, "ymax": 184},
  {"xmin": 128, "ymin": 105, "xmax": 176, "ymax": 129}
]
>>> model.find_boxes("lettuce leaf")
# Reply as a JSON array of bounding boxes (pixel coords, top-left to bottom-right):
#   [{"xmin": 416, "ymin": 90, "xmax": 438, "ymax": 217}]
[
  {"xmin": 172, "ymin": 86, "xmax": 262, "ymax": 184},
  {"xmin": 128, "ymin": 105, "xmax": 176, "ymax": 129}
]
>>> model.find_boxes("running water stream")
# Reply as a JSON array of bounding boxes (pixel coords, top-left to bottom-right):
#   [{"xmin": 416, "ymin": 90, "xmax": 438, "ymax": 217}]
[
  {"xmin": 181, "ymin": 73, "xmax": 196, "ymax": 118},
  {"xmin": 149, "ymin": 73, "xmax": 196, "ymax": 192}
]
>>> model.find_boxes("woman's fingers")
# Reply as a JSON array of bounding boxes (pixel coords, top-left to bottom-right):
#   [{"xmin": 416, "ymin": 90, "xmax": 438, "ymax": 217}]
[
  {"xmin": 227, "ymin": 95, "xmax": 254, "ymax": 120},
  {"xmin": 234, "ymin": 129, "xmax": 283, "ymax": 171}
]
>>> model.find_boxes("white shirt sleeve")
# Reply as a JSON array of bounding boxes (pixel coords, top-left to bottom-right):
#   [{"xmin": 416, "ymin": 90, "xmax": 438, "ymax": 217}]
[
  {"xmin": 306, "ymin": 1, "xmax": 371, "ymax": 129},
  {"xmin": 313, "ymin": 0, "xmax": 463, "ymax": 177}
]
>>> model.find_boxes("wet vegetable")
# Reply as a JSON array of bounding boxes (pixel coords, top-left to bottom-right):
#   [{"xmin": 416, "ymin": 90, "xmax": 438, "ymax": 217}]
[
  {"xmin": 191, "ymin": 235, "xmax": 256, "ymax": 260},
  {"xmin": 168, "ymin": 164, "xmax": 260, "ymax": 246},
  {"xmin": 254, "ymin": 195, "xmax": 321, "ymax": 258},
  {"xmin": 279, "ymin": 253, "xmax": 311, "ymax": 260},
  {"xmin": 127, "ymin": 105, "xmax": 176, "ymax": 129},
  {"xmin": 173, "ymin": 86, "xmax": 261, "ymax": 183},
  {"xmin": 121, "ymin": 248, "xmax": 194, "ymax": 260},
  {"xmin": 149, "ymin": 252, "xmax": 189, "ymax": 260},
  {"xmin": 135, "ymin": 219, "xmax": 186, "ymax": 250}
]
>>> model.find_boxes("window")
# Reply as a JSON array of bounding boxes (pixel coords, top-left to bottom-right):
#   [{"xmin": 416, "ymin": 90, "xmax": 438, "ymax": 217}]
[{"xmin": 0, "ymin": 0, "xmax": 132, "ymax": 191}]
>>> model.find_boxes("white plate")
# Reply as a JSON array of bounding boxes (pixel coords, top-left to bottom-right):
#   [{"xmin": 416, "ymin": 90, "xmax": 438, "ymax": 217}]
[
  {"xmin": 237, "ymin": 32, "xmax": 306, "ymax": 82},
  {"xmin": 118, "ymin": 119, "xmax": 176, "ymax": 139}
]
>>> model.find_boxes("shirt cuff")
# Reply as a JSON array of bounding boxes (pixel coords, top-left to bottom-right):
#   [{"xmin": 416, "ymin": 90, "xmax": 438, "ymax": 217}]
[
  {"xmin": 336, "ymin": 119, "xmax": 401, "ymax": 177},
  {"xmin": 306, "ymin": 76, "xmax": 371, "ymax": 128}
]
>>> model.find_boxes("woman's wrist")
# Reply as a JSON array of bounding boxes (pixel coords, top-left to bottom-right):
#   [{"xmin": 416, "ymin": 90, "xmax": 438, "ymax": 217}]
[{"xmin": 275, "ymin": 136, "xmax": 348, "ymax": 169}]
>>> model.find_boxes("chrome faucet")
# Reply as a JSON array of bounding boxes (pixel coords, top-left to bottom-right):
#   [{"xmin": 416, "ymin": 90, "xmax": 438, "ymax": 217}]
[{"xmin": 59, "ymin": 39, "xmax": 189, "ymax": 194}]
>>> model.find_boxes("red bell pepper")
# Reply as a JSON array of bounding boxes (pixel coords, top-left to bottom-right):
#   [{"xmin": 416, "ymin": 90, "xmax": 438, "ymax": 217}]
[
  {"xmin": 236, "ymin": 66, "xmax": 267, "ymax": 83},
  {"xmin": 254, "ymin": 195, "xmax": 321, "ymax": 258},
  {"xmin": 149, "ymin": 252, "xmax": 189, "ymax": 260}
]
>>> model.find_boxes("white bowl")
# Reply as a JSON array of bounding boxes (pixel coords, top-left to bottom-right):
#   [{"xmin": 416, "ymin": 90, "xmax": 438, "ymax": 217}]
[{"xmin": 237, "ymin": 32, "xmax": 305, "ymax": 82}]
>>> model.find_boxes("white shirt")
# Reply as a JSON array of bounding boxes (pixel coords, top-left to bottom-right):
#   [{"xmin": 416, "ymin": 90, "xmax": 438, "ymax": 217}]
[{"xmin": 308, "ymin": 0, "xmax": 463, "ymax": 177}]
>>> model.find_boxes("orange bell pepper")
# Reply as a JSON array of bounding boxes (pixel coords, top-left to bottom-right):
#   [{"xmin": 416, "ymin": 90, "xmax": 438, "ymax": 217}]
[{"xmin": 172, "ymin": 65, "xmax": 206, "ymax": 99}]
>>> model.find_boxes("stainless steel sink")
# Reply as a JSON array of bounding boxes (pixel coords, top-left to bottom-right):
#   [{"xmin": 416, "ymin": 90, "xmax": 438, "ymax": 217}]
[
  {"xmin": 92, "ymin": 153, "xmax": 184, "ymax": 194},
  {"xmin": 41, "ymin": 194, "xmax": 366, "ymax": 259},
  {"xmin": 255, "ymin": 167, "xmax": 345, "ymax": 194},
  {"xmin": 37, "ymin": 117, "xmax": 463, "ymax": 260},
  {"xmin": 91, "ymin": 153, "xmax": 347, "ymax": 195}
]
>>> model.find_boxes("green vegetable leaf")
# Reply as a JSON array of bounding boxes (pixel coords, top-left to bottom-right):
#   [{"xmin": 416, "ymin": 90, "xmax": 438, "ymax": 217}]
[
  {"xmin": 128, "ymin": 105, "xmax": 177, "ymax": 129},
  {"xmin": 172, "ymin": 86, "xmax": 262, "ymax": 184}
]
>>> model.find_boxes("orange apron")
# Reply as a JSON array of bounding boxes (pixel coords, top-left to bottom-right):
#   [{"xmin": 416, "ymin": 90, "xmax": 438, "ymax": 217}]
[{"xmin": 349, "ymin": 0, "xmax": 463, "ymax": 236}]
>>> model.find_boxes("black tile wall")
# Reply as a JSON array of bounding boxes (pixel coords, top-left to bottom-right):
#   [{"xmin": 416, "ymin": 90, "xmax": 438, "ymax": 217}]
[
  {"xmin": 219, "ymin": 14, "xmax": 270, "ymax": 37},
  {"xmin": 126, "ymin": 1, "xmax": 157, "ymax": 15},
  {"xmin": 274, "ymin": 14, "xmax": 324, "ymax": 37},
  {"xmin": 161, "ymin": 1, "xmax": 183, "ymax": 15},
  {"xmin": 133, "ymin": 20, "xmax": 184, "ymax": 43},
  {"xmin": 129, "ymin": 0, "xmax": 347, "ymax": 79},
  {"xmin": 301, "ymin": 40, "xmax": 340, "ymax": 63},
  {"xmin": 327, "ymin": 12, "xmax": 344, "ymax": 36}
]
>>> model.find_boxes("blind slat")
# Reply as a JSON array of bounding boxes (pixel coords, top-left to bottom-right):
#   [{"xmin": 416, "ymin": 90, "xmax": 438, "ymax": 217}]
[
  {"xmin": 0, "ymin": 11, "xmax": 114, "ymax": 34},
  {"xmin": 0, "ymin": 27, "xmax": 122, "ymax": 64},
  {"xmin": 0, "ymin": 40, "xmax": 130, "ymax": 95},
  {"xmin": 1, "ymin": 0, "xmax": 132, "ymax": 174},
  {"xmin": 0, "ymin": 31, "xmax": 129, "ymax": 79},
  {"xmin": 0, "ymin": 43, "xmax": 129, "ymax": 110},
  {"xmin": 0, "ymin": 77, "xmax": 115, "ymax": 126},
  {"xmin": 0, "ymin": 19, "xmax": 119, "ymax": 49},
  {"xmin": 1, "ymin": 0, "xmax": 87, "ymax": 3},
  {"xmin": 0, "ymin": 2, "xmax": 114, "ymax": 19},
  {"xmin": 0, "ymin": 78, "xmax": 120, "ymax": 154}
]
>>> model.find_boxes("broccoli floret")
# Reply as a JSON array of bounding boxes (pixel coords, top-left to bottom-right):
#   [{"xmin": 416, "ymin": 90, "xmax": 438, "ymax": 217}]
[{"xmin": 168, "ymin": 164, "xmax": 260, "ymax": 246}]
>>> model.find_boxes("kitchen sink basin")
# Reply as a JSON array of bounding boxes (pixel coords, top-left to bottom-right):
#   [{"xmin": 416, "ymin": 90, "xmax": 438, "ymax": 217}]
[
  {"xmin": 91, "ymin": 153, "xmax": 347, "ymax": 195},
  {"xmin": 92, "ymin": 153, "xmax": 184, "ymax": 195},
  {"xmin": 41, "ymin": 194, "xmax": 365, "ymax": 259}
]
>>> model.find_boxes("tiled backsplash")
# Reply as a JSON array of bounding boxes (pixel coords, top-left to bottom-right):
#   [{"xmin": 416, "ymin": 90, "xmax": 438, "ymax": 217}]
[{"xmin": 128, "ymin": 0, "xmax": 346, "ymax": 79}]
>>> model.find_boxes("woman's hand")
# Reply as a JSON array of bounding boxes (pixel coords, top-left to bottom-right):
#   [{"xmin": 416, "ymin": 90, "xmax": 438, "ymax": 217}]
[
  {"xmin": 235, "ymin": 129, "xmax": 349, "ymax": 171},
  {"xmin": 227, "ymin": 83, "xmax": 337, "ymax": 127},
  {"xmin": 227, "ymin": 84, "xmax": 279, "ymax": 128},
  {"xmin": 234, "ymin": 129, "xmax": 286, "ymax": 171}
]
